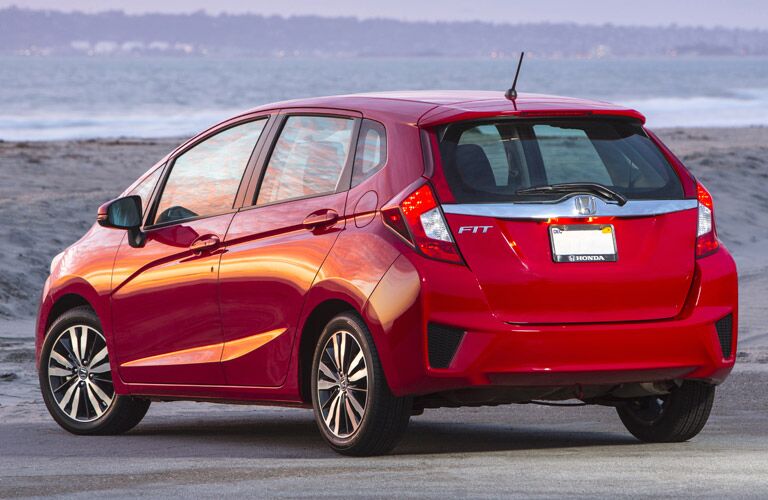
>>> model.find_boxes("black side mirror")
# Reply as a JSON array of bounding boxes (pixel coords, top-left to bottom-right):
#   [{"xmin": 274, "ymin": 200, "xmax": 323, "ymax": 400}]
[{"xmin": 97, "ymin": 195, "xmax": 146, "ymax": 247}]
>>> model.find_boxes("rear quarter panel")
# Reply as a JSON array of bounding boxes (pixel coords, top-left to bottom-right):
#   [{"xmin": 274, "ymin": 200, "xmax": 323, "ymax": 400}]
[{"xmin": 281, "ymin": 115, "xmax": 427, "ymax": 399}]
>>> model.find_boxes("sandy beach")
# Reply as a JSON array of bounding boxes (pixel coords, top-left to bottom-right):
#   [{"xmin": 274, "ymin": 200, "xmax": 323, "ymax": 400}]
[
  {"xmin": 0, "ymin": 127, "xmax": 766, "ymax": 421},
  {"xmin": 1, "ymin": 127, "xmax": 767, "ymax": 498}
]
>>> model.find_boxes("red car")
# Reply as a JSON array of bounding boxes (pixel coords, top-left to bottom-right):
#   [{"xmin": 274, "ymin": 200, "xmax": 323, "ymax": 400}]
[{"xmin": 37, "ymin": 91, "xmax": 737, "ymax": 456}]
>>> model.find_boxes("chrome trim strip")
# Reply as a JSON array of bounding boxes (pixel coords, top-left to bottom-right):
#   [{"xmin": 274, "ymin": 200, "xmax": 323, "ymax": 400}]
[{"xmin": 442, "ymin": 198, "xmax": 698, "ymax": 219}]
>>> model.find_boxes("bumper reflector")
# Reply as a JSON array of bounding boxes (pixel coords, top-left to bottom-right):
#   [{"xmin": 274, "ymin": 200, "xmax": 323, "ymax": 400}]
[
  {"xmin": 715, "ymin": 314, "xmax": 734, "ymax": 359},
  {"xmin": 427, "ymin": 323, "xmax": 465, "ymax": 369}
]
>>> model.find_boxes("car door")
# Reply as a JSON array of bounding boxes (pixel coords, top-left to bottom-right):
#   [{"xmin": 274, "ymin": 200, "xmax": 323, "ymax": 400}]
[
  {"xmin": 112, "ymin": 117, "xmax": 271, "ymax": 385},
  {"xmin": 218, "ymin": 111, "xmax": 360, "ymax": 387}
]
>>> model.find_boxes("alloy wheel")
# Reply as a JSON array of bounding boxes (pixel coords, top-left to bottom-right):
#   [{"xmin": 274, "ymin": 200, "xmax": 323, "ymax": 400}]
[
  {"xmin": 316, "ymin": 329, "xmax": 368, "ymax": 438},
  {"xmin": 47, "ymin": 325, "xmax": 115, "ymax": 422}
]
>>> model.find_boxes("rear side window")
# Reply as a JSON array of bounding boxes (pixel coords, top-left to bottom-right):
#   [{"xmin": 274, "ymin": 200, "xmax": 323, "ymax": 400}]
[
  {"xmin": 154, "ymin": 119, "xmax": 266, "ymax": 225},
  {"xmin": 439, "ymin": 119, "xmax": 683, "ymax": 203},
  {"xmin": 257, "ymin": 115, "xmax": 355, "ymax": 205},
  {"xmin": 351, "ymin": 119, "xmax": 387, "ymax": 187}
]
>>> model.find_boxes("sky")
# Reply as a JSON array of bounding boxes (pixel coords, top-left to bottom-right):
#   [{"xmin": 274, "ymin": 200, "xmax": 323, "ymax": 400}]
[{"xmin": 1, "ymin": 0, "xmax": 767, "ymax": 29}]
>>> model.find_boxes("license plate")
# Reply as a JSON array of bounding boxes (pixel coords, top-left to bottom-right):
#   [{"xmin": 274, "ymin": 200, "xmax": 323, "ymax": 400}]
[{"xmin": 550, "ymin": 224, "xmax": 617, "ymax": 263}]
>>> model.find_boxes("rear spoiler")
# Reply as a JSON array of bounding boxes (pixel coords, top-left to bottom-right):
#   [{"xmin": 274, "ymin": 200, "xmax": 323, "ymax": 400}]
[{"xmin": 418, "ymin": 107, "xmax": 646, "ymax": 128}]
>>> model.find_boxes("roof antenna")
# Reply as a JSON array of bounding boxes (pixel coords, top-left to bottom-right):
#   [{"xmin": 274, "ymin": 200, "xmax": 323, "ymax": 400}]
[{"xmin": 505, "ymin": 51, "xmax": 525, "ymax": 102}]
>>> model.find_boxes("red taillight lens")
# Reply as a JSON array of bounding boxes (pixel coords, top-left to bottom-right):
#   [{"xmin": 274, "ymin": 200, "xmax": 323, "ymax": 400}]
[
  {"xmin": 381, "ymin": 207, "xmax": 411, "ymax": 241},
  {"xmin": 382, "ymin": 184, "xmax": 463, "ymax": 264},
  {"xmin": 696, "ymin": 183, "xmax": 719, "ymax": 258}
]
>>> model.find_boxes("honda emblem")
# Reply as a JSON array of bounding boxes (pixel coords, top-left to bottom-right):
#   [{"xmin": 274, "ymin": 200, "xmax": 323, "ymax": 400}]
[{"xmin": 574, "ymin": 195, "xmax": 597, "ymax": 216}]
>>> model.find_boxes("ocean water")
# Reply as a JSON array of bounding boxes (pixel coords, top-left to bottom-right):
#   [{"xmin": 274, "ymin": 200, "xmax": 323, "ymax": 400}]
[{"xmin": 1, "ymin": 56, "xmax": 768, "ymax": 140}]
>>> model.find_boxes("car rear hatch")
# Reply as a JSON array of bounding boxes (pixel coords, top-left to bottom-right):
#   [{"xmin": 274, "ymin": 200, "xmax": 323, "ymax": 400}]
[{"xmin": 431, "ymin": 117, "xmax": 698, "ymax": 324}]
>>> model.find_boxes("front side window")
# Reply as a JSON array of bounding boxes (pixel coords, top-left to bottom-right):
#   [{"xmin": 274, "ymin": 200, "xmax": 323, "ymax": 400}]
[
  {"xmin": 127, "ymin": 166, "xmax": 163, "ymax": 213},
  {"xmin": 154, "ymin": 119, "xmax": 266, "ymax": 225},
  {"xmin": 257, "ymin": 115, "xmax": 355, "ymax": 205},
  {"xmin": 439, "ymin": 119, "xmax": 684, "ymax": 203}
]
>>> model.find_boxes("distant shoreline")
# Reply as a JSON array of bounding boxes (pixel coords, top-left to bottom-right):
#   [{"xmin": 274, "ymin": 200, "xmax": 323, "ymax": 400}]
[
  {"xmin": 5, "ymin": 54, "xmax": 768, "ymax": 60},
  {"xmin": 3, "ymin": 7, "xmax": 767, "ymax": 58}
]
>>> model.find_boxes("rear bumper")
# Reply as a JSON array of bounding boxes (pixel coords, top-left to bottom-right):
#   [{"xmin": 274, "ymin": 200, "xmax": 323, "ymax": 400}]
[
  {"xmin": 364, "ymin": 245, "xmax": 738, "ymax": 397},
  {"xmin": 443, "ymin": 306, "xmax": 735, "ymax": 389}
]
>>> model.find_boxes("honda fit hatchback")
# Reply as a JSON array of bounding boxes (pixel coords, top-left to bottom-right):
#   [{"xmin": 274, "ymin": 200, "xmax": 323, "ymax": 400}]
[{"xmin": 37, "ymin": 91, "xmax": 738, "ymax": 456}]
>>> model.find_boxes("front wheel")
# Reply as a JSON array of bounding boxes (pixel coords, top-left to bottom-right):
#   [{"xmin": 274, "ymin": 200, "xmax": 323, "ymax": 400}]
[
  {"xmin": 311, "ymin": 312, "xmax": 412, "ymax": 456},
  {"xmin": 617, "ymin": 381, "xmax": 715, "ymax": 443},
  {"xmin": 39, "ymin": 306, "xmax": 150, "ymax": 435}
]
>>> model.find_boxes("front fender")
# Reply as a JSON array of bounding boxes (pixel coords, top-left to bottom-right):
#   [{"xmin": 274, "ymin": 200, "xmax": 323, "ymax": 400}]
[{"xmin": 36, "ymin": 276, "xmax": 109, "ymax": 366}]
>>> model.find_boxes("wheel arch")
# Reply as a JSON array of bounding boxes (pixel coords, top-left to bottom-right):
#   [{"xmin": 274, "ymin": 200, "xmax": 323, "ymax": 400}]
[
  {"xmin": 45, "ymin": 294, "xmax": 94, "ymax": 332},
  {"xmin": 297, "ymin": 298, "xmax": 359, "ymax": 403},
  {"xmin": 37, "ymin": 277, "xmax": 109, "ymax": 369}
]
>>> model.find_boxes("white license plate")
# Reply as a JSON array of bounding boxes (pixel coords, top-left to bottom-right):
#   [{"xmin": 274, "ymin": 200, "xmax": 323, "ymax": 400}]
[{"xmin": 550, "ymin": 225, "xmax": 617, "ymax": 263}]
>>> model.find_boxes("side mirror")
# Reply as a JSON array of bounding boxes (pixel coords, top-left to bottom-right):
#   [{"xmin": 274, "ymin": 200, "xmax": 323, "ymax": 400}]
[{"xmin": 97, "ymin": 195, "xmax": 146, "ymax": 247}]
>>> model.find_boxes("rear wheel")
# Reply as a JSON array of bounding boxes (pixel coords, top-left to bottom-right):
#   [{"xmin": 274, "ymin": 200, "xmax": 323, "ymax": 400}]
[
  {"xmin": 617, "ymin": 381, "xmax": 715, "ymax": 443},
  {"xmin": 311, "ymin": 312, "xmax": 412, "ymax": 456},
  {"xmin": 39, "ymin": 306, "xmax": 150, "ymax": 435}
]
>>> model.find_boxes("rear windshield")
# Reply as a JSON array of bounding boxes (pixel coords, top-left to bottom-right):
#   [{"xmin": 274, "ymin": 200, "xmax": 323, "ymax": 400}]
[{"xmin": 437, "ymin": 119, "xmax": 684, "ymax": 203}]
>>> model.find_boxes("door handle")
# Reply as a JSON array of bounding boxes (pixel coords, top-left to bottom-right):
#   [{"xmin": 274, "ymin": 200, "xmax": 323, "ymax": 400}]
[
  {"xmin": 302, "ymin": 209, "xmax": 339, "ymax": 229},
  {"xmin": 189, "ymin": 235, "xmax": 220, "ymax": 253}
]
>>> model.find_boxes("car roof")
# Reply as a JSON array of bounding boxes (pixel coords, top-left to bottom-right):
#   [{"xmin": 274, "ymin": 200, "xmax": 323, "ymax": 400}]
[{"xmin": 244, "ymin": 90, "xmax": 646, "ymax": 126}]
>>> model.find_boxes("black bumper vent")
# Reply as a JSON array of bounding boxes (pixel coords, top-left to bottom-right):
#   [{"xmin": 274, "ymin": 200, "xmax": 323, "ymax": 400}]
[
  {"xmin": 427, "ymin": 323, "xmax": 465, "ymax": 369},
  {"xmin": 715, "ymin": 314, "xmax": 734, "ymax": 359}
]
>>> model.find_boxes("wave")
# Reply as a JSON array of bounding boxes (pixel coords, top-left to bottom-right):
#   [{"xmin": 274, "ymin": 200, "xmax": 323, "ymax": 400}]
[
  {"xmin": 0, "ymin": 109, "xmax": 245, "ymax": 141},
  {"xmin": 619, "ymin": 88, "xmax": 768, "ymax": 128},
  {"xmin": 2, "ymin": 90, "xmax": 768, "ymax": 141}
]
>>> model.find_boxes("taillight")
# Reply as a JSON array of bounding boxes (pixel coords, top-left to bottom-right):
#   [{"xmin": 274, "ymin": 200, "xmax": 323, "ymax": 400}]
[
  {"xmin": 382, "ymin": 184, "xmax": 463, "ymax": 264},
  {"xmin": 696, "ymin": 183, "xmax": 719, "ymax": 258}
]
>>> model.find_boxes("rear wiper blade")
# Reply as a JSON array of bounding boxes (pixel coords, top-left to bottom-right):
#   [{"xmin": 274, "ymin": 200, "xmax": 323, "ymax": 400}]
[{"xmin": 516, "ymin": 182, "xmax": 628, "ymax": 206}]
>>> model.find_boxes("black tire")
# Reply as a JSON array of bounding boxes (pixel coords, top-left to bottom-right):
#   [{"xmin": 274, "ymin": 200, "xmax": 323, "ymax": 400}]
[
  {"xmin": 39, "ymin": 306, "xmax": 150, "ymax": 435},
  {"xmin": 617, "ymin": 381, "xmax": 715, "ymax": 443},
  {"xmin": 310, "ymin": 312, "xmax": 412, "ymax": 456}
]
